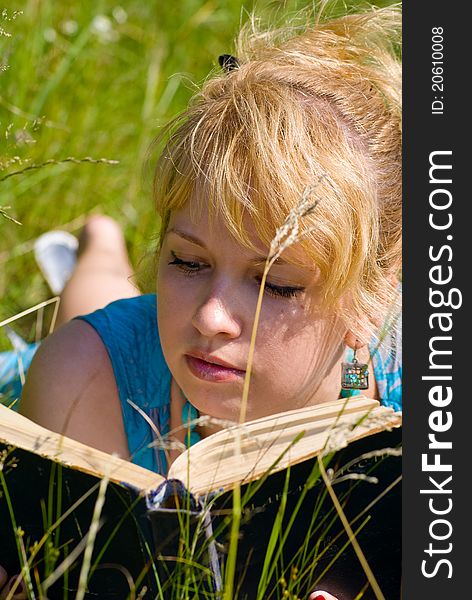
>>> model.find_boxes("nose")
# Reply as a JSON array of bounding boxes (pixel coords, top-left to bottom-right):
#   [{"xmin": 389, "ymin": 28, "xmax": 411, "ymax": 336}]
[{"xmin": 191, "ymin": 291, "xmax": 242, "ymax": 340}]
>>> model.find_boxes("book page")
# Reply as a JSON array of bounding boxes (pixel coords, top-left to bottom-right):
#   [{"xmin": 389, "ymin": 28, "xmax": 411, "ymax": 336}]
[
  {"xmin": 0, "ymin": 404, "xmax": 165, "ymax": 493},
  {"xmin": 169, "ymin": 397, "xmax": 401, "ymax": 496}
]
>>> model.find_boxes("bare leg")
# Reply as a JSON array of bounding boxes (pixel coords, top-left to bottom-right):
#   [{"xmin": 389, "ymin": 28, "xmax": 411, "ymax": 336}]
[{"xmin": 55, "ymin": 215, "xmax": 140, "ymax": 327}]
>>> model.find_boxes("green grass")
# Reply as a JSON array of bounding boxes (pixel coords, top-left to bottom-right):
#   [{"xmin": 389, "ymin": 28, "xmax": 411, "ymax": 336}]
[
  {"xmin": 0, "ymin": 0, "xmax": 256, "ymax": 342},
  {"xmin": 0, "ymin": 0, "xmax": 395, "ymax": 346},
  {"xmin": 1, "ymin": 2, "xmax": 401, "ymax": 598}
]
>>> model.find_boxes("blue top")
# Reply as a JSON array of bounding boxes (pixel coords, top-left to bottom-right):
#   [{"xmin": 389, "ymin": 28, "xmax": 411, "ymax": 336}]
[
  {"xmin": 2, "ymin": 294, "xmax": 402, "ymax": 476},
  {"xmin": 76, "ymin": 294, "xmax": 171, "ymax": 474},
  {"xmin": 0, "ymin": 341, "xmax": 40, "ymax": 409}
]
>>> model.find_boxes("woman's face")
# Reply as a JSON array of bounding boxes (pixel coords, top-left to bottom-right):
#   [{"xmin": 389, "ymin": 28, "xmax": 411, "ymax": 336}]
[{"xmin": 157, "ymin": 204, "xmax": 346, "ymax": 422}]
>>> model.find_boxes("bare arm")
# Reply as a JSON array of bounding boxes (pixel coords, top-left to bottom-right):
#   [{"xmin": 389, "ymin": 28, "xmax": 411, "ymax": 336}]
[{"xmin": 19, "ymin": 319, "xmax": 130, "ymax": 459}]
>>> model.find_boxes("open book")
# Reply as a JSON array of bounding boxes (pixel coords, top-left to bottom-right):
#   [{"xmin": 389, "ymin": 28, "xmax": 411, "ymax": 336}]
[{"xmin": 0, "ymin": 398, "xmax": 401, "ymax": 599}]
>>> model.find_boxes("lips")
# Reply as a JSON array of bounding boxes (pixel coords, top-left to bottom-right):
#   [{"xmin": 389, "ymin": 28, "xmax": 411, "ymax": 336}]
[
  {"xmin": 185, "ymin": 350, "xmax": 246, "ymax": 382},
  {"xmin": 187, "ymin": 350, "xmax": 243, "ymax": 370}
]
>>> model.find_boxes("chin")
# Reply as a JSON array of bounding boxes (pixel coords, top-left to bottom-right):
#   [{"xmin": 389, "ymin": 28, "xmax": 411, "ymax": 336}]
[
  {"xmin": 195, "ymin": 398, "xmax": 243, "ymax": 423},
  {"xmin": 183, "ymin": 387, "xmax": 243, "ymax": 421}
]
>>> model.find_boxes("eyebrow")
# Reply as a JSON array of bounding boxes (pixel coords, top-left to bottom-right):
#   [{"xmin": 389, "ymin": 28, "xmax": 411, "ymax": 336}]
[{"xmin": 167, "ymin": 227, "xmax": 287, "ymax": 265}]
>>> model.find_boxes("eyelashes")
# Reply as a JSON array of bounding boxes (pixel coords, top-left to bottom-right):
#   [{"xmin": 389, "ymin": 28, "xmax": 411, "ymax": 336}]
[
  {"xmin": 168, "ymin": 251, "xmax": 305, "ymax": 299},
  {"xmin": 168, "ymin": 252, "xmax": 204, "ymax": 275},
  {"xmin": 261, "ymin": 280, "xmax": 304, "ymax": 298}
]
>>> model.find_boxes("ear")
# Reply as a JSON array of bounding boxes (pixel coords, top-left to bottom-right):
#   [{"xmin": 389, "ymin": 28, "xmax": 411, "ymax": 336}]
[{"xmin": 343, "ymin": 330, "xmax": 368, "ymax": 351}]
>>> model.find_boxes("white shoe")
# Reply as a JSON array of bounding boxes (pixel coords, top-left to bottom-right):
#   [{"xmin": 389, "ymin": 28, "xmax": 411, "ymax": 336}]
[{"xmin": 34, "ymin": 230, "xmax": 78, "ymax": 294}]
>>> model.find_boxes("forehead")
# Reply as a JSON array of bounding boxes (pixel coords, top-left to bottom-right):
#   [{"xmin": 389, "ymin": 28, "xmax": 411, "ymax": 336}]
[{"xmin": 166, "ymin": 203, "xmax": 314, "ymax": 268}]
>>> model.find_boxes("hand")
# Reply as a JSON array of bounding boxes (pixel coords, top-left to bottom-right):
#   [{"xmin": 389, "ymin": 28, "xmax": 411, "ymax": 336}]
[
  {"xmin": 309, "ymin": 591, "xmax": 339, "ymax": 600},
  {"xmin": 0, "ymin": 566, "xmax": 27, "ymax": 600}
]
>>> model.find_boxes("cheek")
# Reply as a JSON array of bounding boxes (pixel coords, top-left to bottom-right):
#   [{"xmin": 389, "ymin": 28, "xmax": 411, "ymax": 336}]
[
  {"xmin": 255, "ymin": 308, "xmax": 341, "ymax": 384},
  {"xmin": 255, "ymin": 305, "xmax": 315, "ymax": 370},
  {"xmin": 157, "ymin": 266, "xmax": 190, "ymax": 310},
  {"xmin": 256, "ymin": 302, "xmax": 308, "ymax": 342},
  {"xmin": 156, "ymin": 270, "xmax": 190, "ymax": 348}
]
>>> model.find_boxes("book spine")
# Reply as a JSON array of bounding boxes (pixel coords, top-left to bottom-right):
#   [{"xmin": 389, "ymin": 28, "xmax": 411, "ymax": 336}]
[{"xmin": 147, "ymin": 479, "xmax": 222, "ymax": 596}]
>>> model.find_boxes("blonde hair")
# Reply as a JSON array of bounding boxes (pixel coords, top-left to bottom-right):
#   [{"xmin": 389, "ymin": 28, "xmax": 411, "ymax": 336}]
[{"xmin": 153, "ymin": 5, "xmax": 402, "ymax": 341}]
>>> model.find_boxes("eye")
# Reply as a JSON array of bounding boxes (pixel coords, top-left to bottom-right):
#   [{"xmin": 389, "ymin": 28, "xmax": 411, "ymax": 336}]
[
  {"xmin": 256, "ymin": 277, "xmax": 305, "ymax": 298},
  {"xmin": 168, "ymin": 251, "xmax": 207, "ymax": 276}
]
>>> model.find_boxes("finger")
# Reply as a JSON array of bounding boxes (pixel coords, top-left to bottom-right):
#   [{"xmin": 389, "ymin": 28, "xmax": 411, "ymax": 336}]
[{"xmin": 309, "ymin": 591, "xmax": 339, "ymax": 600}]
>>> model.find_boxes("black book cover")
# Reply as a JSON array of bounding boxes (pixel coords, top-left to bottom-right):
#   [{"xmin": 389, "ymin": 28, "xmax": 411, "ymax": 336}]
[
  {"xmin": 0, "ymin": 444, "xmax": 156, "ymax": 598},
  {"xmin": 149, "ymin": 427, "xmax": 402, "ymax": 600},
  {"xmin": 1, "ymin": 426, "xmax": 401, "ymax": 599}
]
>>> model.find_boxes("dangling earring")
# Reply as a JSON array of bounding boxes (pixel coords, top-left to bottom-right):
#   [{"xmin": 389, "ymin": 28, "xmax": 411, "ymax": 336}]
[{"xmin": 341, "ymin": 343, "xmax": 369, "ymax": 390}]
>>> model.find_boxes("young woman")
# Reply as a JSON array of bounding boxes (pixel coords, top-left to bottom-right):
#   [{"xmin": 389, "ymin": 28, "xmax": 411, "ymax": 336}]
[{"xmin": 8, "ymin": 5, "xmax": 402, "ymax": 597}]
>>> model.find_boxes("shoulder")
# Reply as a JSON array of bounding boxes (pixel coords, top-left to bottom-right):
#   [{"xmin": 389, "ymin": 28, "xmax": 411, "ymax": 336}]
[
  {"xmin": 20, "ymin": 319, "xmax": 130, "ymax": 458},
  {"xmin": 76, "ymin": 294, "xmax": 159, "ymax": 371},
  {"xmin": 78, "ymin": 294, "xmax": 157, "ymax": 328},
  {"xmin": 76, "ymin": 293, "xmax": 171, "ymax": 410}
]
